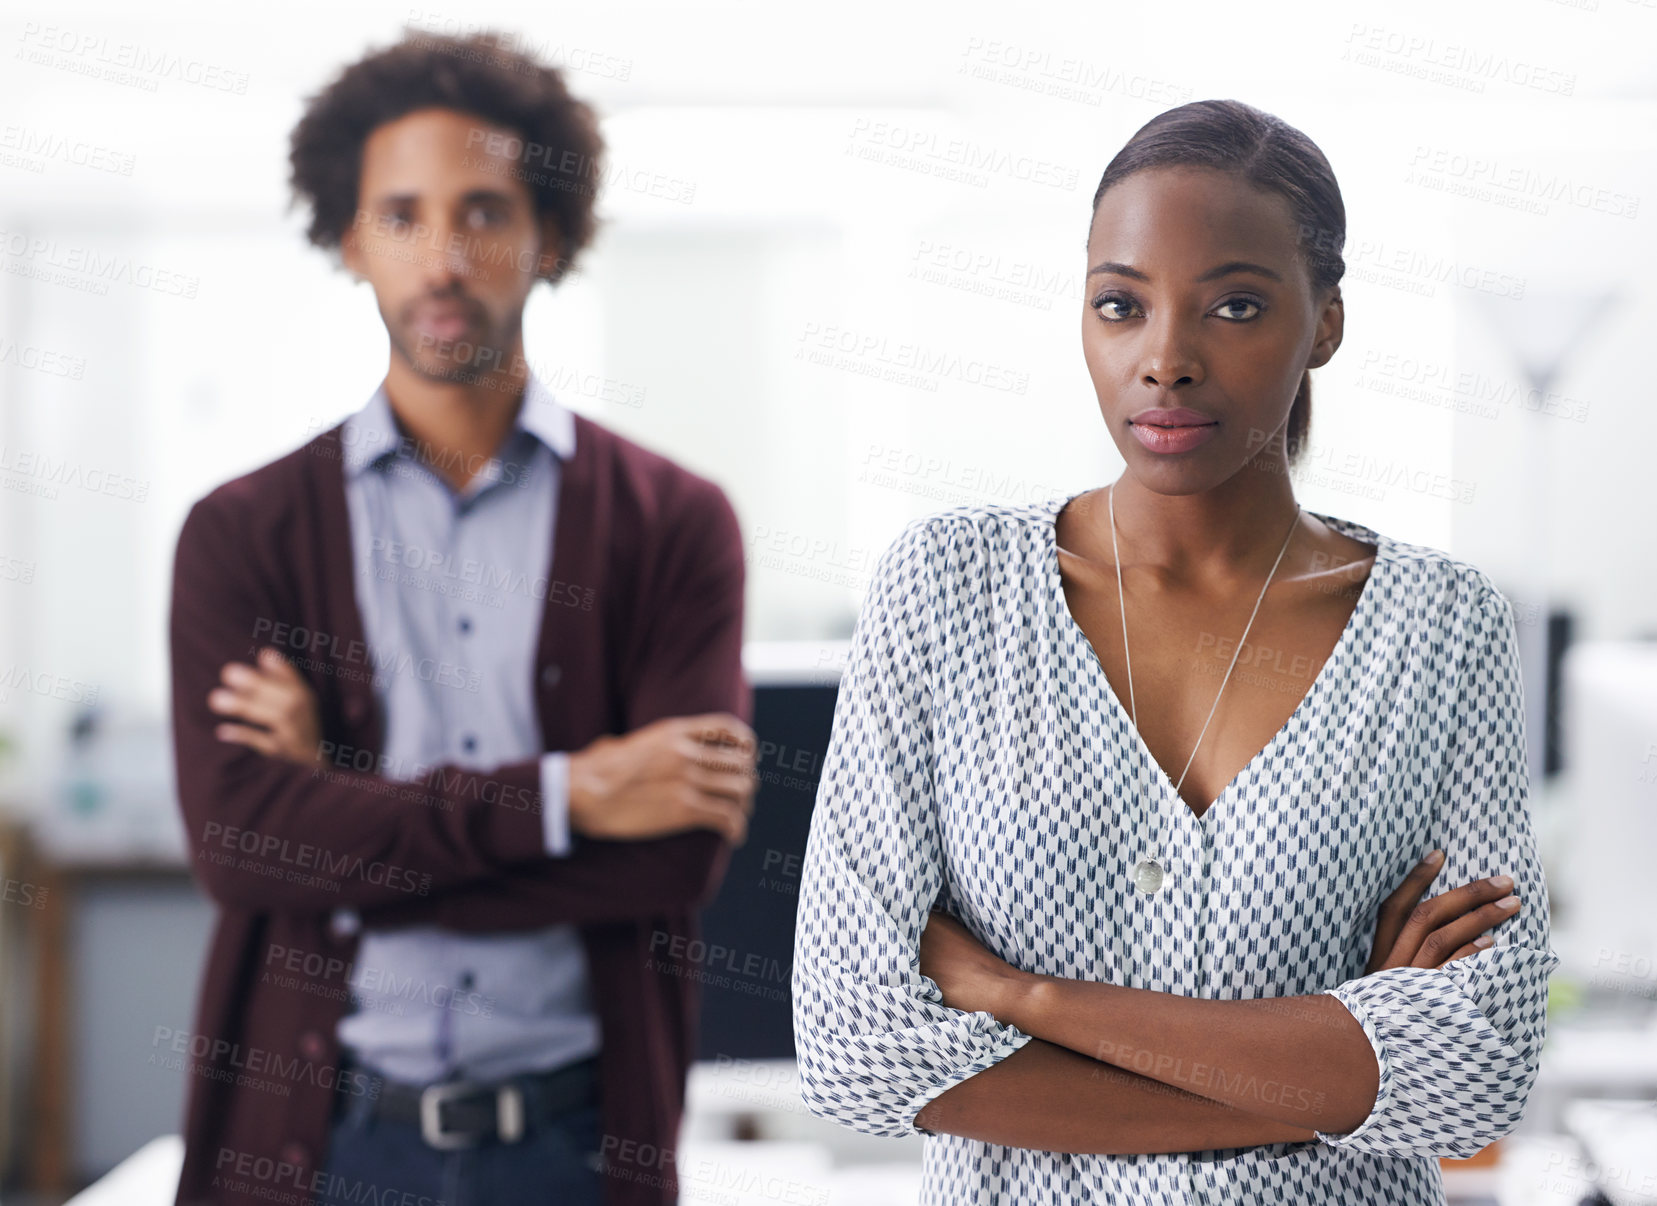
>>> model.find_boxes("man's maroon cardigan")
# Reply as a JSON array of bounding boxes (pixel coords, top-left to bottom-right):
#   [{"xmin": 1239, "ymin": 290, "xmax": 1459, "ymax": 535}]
[{"xmin": 167, "ymin": 413, "xmax": 750, "ymax": 1206}]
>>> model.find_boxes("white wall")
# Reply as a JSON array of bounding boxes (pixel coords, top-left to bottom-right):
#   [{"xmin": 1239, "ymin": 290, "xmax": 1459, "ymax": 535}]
[{"xmin": 1, "ymin": 0, "xmax": 1652, "ymax": 807}]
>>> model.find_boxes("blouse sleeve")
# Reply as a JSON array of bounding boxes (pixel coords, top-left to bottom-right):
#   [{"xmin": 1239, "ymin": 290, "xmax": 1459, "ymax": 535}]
[
  {"xmin": 1314, "ymin": 588, "xmax": 1560, "ymax": 1159},
  {"xmin": 791, "ymin": 518, "xmax": 1034, "ymax": 1138}
]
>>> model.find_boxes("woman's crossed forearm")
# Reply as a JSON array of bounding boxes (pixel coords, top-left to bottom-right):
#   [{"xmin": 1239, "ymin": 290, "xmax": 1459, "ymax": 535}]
[
  {"xmin": 915, "ymin": 912, "xmax": 1381, "ymax": 1140},
  {"xmin": 1000, "ymin": 976, "xmax": 1378, "ymax": 1134},
  {"xmin": 912, "ymin": 852, "xmax": 1524, "ymax": 1147},
  {"xmin": 918, "ymin": 1037, "xmax": 1321, "ymax": 1154}
]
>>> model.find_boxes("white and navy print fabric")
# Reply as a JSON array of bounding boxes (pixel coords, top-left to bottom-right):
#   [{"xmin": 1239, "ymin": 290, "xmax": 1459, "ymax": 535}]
[{"xmin": 791, "ymin": 492, "xmax": 1558, "ymax": 1205}]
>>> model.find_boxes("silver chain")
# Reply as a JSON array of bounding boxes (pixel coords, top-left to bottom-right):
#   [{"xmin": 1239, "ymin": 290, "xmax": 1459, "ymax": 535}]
[{"xmin": 1101, "ymin": 483, "xmax": 1301, "ymax": 890}]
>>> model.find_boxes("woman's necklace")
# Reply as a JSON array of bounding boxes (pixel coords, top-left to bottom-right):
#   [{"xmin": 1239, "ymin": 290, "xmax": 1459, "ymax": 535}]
[{"xmin": 1101, "ymin": 483, "xmax": 1302, "ymax": 895}]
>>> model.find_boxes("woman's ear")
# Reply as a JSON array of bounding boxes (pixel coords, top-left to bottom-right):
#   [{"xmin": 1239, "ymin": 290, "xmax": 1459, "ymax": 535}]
[{"xmin": 1307, "ymin": 286, "xmax": 1344, "ymax": 370}]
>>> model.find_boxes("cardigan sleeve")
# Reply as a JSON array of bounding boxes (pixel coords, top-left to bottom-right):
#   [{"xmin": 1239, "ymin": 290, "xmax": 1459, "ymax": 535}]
[
  {"xmin": 1314, "ymin": 588, "xmax": 1560, "ymax": 1158},
  {"xmin": 792, "ymin": 518, "xmax": 1034, "ymax": 1138}
]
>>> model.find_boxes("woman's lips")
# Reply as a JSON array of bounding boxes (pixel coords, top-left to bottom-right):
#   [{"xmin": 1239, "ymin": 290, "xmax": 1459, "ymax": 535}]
[{"xmin": 1130, "ymin": 418, "xmax": 1219, "ymax": 455}]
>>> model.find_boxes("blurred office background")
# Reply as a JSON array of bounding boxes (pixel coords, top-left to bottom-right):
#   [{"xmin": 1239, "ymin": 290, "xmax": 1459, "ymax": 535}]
[{"xmin": 1, "ymin": 0, "xmax": 1655, "ymax": 1203}]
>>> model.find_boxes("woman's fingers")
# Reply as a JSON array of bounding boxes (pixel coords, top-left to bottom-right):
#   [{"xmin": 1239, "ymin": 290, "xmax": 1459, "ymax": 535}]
[
  {"xmin": 1410, "ymin": 895, "xmax": 1522, "ymax": 969},
  {"xmin": 1367, "ymin": 850, "xmax": 1444, "ymax": 974},
  {"xmin": 1386, "ymin": 875, "xmax": 1515, "ymax": 969},
  {"xmin": 1443, "ymin": 935, "xmax": 1498, "ymax": 965}
]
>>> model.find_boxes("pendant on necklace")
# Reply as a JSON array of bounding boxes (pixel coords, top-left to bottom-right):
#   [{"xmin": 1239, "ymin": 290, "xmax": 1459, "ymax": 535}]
[{"xmin": 1133, "ymin": 857, "xmax": 1166, "ymax": 895}]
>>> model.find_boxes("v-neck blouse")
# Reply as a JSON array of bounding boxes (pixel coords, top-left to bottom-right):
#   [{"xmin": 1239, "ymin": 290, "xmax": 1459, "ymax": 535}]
[
  {"xmin": 1052, "ymin": 498, "xmax": 1388, "ymax": 825},
  {"xmin": 792, "ymin": 492, "xmax": 1559, "ymax": 1206}
]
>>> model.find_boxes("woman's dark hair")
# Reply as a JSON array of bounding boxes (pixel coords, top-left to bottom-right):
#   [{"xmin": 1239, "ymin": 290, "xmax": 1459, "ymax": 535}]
[
  {"xmin": 1090, "ymin": 99, "xmax": 1345, "ymax": 465},
  {"xmin": 289, "ymin": 28, "xmax": 604, "ymax": 285}
]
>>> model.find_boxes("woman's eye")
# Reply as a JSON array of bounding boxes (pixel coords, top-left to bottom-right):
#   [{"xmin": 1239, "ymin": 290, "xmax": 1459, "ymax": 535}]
[
  {"xmin": 1214, "ymin": 297, "xmax": 1264, "ymax": 321},
  {"xmin": 1090, "ymin": 294, "xmax": 1140, "ymax": 322}
]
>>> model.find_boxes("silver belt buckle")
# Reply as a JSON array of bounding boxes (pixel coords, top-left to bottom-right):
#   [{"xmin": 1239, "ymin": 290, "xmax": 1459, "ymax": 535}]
[{"xmin": 418, "ymin": 1080, "xmax": 526, "ymax": 1149}]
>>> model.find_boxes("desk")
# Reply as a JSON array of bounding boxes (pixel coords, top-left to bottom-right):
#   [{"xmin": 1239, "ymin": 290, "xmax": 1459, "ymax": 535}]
[{"xmin": 25, "ymin": 849, "xmax": 212, "ymax": 1197}]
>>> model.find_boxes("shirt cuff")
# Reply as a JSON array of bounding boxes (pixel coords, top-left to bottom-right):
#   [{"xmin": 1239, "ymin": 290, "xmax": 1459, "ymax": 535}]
[
  {"xmin": 539, "ymin": 752, "xmax": 574, "ymax": 857},
  {"xmin": 1312, "ymin": 982, "xmax": 1395, "ymax": 1147}
]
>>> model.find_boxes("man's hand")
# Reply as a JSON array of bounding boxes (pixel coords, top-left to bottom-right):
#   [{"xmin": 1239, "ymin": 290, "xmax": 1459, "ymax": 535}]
[
  {"xmin": 567, "ymin": 713, "xmax": 757, "ymax": 845},
  {"xmin": 1365, "ymin": 849, "xmax": 1523, "ymax": 974},
  {"xmin": 209, "ymin": 647, "xmax": 325, "ymax": 767}
]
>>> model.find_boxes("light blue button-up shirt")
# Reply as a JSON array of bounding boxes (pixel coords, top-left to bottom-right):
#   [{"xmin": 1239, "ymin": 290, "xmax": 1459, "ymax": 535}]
[{"xmin": 329, "ymin": 373, "xmax": 601, "ymax": 1084}]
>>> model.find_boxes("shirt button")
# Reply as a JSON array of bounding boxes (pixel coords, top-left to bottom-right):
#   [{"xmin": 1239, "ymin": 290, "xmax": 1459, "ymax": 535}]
[
  {"xmin": 541, "ymin": 664, "xmax": 562, "ymax": 689},
  {"xmin": 458, "ymin": 616, "xmax": 472, "ymax": 635},
  {"xmin": 462, "ymin": 735, "xmax": 477, "ymax": 753},
  {"xmin": 458, "ymin": 970, "xmax": 475, "ymax": 991},
  {"xmin": 279, "ymin": 1142, "xmax": 309, "ymax": 1167},
  {"xmin": 299, "ymin": 1030, "xmax": 325, "ymax": 1060}
]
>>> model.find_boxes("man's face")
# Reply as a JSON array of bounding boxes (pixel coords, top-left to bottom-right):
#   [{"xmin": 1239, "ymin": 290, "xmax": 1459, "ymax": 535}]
[{"xmin": 341, "ymin": 106, "xmax": 563, "ymax": 384}]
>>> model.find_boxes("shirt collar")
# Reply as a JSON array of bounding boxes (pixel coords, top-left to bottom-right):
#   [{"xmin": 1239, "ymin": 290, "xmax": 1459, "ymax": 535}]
[{"xmin": 341, "ymin": 370, "xmax": 577, "ymax": 480}]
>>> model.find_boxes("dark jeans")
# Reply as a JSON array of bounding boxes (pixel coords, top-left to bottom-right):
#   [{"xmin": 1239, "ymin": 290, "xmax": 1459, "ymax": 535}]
[{"xmin": 317, "ymin": 1061, "xmax": 605, "ymax": 1206}]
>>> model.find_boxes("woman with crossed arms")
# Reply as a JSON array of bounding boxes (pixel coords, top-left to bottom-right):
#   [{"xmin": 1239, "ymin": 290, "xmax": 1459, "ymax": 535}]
[{"xmin": 791, "ymin": 99, "xmax": 1556, "ymax": 1204}]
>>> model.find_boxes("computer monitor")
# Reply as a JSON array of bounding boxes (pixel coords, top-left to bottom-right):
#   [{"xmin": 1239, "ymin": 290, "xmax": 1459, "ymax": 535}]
[{"xmin": 695, "ymin": 643, "xmax": 846, "ymax": 1062}]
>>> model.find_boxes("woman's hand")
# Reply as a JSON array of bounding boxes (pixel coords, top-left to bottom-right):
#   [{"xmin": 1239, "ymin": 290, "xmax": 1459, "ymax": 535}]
[
  {"xmin": 918, "ymin": 909, "xmax": 1034, "ymax": 1024},
  {"xmin": 1364, "ymin": 849, "xmax": 1523, "ymax": 974},
  {"xmin": 209, "ymin": 647, "xmax": 325, "ymax": 768}
]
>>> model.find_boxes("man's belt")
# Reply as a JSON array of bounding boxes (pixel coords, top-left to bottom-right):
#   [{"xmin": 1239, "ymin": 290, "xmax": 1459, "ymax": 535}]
[{"xmin": 354, "ymin": 1056, "xmax": 600, "ymax": 1150}]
